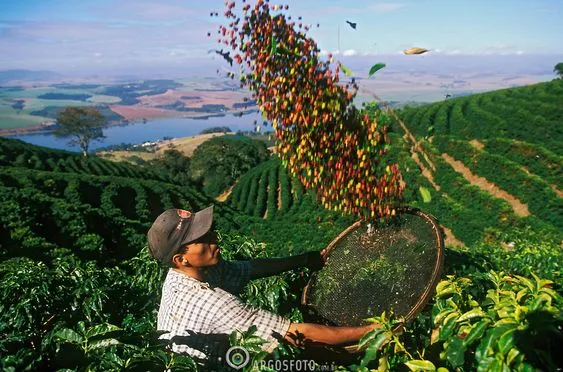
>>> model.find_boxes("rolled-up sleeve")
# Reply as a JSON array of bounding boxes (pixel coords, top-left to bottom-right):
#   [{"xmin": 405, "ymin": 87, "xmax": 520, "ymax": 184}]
[{"xmin": 209, "ymin": 288, "xmax": 291, "ymax": 352}]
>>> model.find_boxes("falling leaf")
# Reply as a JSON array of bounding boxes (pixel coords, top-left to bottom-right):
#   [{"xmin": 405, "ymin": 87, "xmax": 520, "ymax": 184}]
[
  {"xmin": 339, "ymin": 62, "xmax": 354, "ymax": 77},
  {"xmin": 419, "ymin": 186, "xmax": 432, "ymax": 203},
  {"xmin": 403, "ymin": 47, "xmax": 429, "ymax": 55},
  {"xmin": 270, "ymin": 35, "xmax": 277, "ymax": 54},
  {"xmin": 368, "ymin": 63, "xmax": 386, "ymax": 77}
]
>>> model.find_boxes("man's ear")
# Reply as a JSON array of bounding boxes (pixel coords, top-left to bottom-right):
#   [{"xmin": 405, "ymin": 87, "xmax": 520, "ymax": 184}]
[{"xmin": 172, "ymin": 253, "xmax": 188, "ymax": 267}]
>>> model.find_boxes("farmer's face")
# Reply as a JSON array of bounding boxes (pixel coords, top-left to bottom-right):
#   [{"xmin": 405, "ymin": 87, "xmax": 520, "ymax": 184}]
[{"xmin": 182, "ymin": 231, "xmax": 220, "ymax": 267}]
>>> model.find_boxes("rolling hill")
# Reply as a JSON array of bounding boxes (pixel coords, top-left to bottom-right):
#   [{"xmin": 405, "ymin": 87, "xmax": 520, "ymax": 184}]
[{"xmin": 0, "ymin": 79, "xmax": 561, "ymax": 370}]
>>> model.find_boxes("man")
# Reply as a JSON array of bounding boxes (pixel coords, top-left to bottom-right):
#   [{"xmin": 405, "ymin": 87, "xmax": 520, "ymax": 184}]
[{"xmin": 147, "ymin": 205, "xmax": 379, "ymax": 362}]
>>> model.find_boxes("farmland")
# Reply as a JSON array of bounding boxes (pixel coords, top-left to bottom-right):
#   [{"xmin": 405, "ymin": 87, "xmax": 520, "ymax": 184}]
[
  {"xmin": 0, "ymin": 78, "xmax": 257, "ymax": 135},
  {"xmin": 0, "ymin": 76, "xmax": 561, "ymax": 370}
]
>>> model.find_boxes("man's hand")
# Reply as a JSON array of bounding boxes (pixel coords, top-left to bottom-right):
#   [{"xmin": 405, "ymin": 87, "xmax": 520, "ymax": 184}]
[{"xmin": 305, "ymin": 249, "xmax": 329, "ymax": 271}]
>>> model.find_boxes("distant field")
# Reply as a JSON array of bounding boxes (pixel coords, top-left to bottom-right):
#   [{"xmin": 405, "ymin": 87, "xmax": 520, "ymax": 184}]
[
  {"xmin": 86, "ymin": 95, "xmax": 123, "ymax": 104},
  {"xmin": 0, "ymin": 86, "xmax": 104, "ymax": 129},
  {"xmin": 0, "ymin": 79, "xmax": 257, "ymax": 133},
  {"xmin": 0, "ymin": 105, "xmax": 46, "ymax": 128},
  {"xmin": 98, "ymin": 132, "xmax": 232, "ymax": 163}
]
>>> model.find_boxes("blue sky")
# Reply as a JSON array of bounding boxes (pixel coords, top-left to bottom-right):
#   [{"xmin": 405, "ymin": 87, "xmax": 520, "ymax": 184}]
[{"xmin": 0, "ymin": 0, "xmax": 561, "ymax": 75}]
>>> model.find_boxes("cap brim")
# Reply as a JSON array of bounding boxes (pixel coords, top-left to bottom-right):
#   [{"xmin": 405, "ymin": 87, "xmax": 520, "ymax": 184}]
[{"xmin": 180, "ymin": 205, "xmax": 214, "ymax": 245}]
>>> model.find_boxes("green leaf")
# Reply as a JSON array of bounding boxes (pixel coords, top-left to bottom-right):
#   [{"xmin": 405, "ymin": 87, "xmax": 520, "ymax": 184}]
[
  {"xmin": 368, "ymin": 63, "xmax": 386, "ymax": 77},
  {"xmin": 463, "ymin": 319, "xmax": 490, "ymax": 347},
  {"xmin": 445, "ymin": 337, "xmax": 466, "ymax": 368},
  {"xmin": 434, "ymin": 309, "xmax": 456, "ymax": 326},
  {"xmin": 54, "ymin": 328, "xmax": 83, "ymax": 344},
  {"xmin": 506, "ymin": 348, "xmax": 520, "ymax": 365},
  {"xmin": 358, "ymin": 326, "xmax": 385, "ymax": 348},
  {"xmin": 170, "ymin": 354, "xmax": 198, "ymax": 368},
  {"xmin": 85, "ymin": 323, "xmax": 122, "ymax": 339},
  {"xmin": 89, "ymin": 338, "xmax": 121, "ymax": 351},
  {"xmin": 270, "ymin": 35, "xmax": 278, "ymax": 55},
  {"xmin": 404, "ymin": 359, "xmax": 436, "ymax": 371},
  {"xmin": 339, "ymin": 62, "xmax": 354, "ymax": 76},
  {"xmin": 497, "ymin": 329, "xmax": 515, "ymax": 355},
  {"xmin": 439, "ymin": 313, "xmax": 459, "ymax": 341},
  {"xmin": 457, "ymin": 309, "xmax": 485, "ymax": 322},
  {"xmin": 360, "ymin": 331, "xmax": 391, "ymax": 367},
  {"xmin": 419, "ymin": 186, "xmax": 431, "ymax": 203},
  {"xmin": 475, "ymin": 323, "xmax": 517, "ymax": 361}
]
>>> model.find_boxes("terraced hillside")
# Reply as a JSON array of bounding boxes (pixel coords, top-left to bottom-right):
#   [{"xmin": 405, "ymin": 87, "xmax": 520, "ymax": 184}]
[
  {"xmin": 0, "ymin": 138, "xmax": 242, "ymax": 265},
  {"xmin": 387, "ymin": 79, "xmax": 562, "ymax": 246},
  {"xmin": 229, "ymin": 158, "xmax": 322, "ymax": 219},
  {"xmin": 399, "ymin": 79, "xmax": 563, "ymax": 153}
]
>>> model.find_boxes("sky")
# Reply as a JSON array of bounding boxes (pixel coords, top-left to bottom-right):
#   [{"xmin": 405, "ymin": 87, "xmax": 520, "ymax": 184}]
[{"xmin": 0, "ymin": 0, "xmax": 562, "ymax": 77}]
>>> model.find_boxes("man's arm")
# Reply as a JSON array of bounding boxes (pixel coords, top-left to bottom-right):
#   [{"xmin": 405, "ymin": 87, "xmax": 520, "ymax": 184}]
[
  {"xmin": 284, "ymin": 322, "xmax": 381, "ymax": 347},
  {"xmin": 249, "ymin": 250, "xmax": 327, "ymax": 279}
]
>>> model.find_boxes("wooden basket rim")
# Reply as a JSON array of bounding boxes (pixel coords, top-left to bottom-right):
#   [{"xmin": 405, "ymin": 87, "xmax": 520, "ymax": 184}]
[{"xmin": 301, "ymin": 206, "xmax": 445, "ymax": 353}]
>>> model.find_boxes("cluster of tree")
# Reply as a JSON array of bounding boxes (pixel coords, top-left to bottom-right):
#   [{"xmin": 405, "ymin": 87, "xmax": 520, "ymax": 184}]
[
  {"xmin": 10, "ymin": 99, "xmax": 25, "ymax": 111},
  {"xmin": 199, "ymin": 126, "xmax": 232, "ymax": 134},
  {"xmin": 101, "ymin": 79, "xmax": 183, "ymax": 105},
  {"xmin": 554, "ymin": 62, "xmax": 563, "ymax": 78},
  {"xmin": 94, "ymin": 142, "xmax": 155, "ymax": 153},
  {"xmin": 31, "ymin": 105, "xmax": 123, "ymax": 124},
  {"xmin": 188, "ymin": 135, "xmax": 270, "ymax": 197},
  {"xmin": 37, "ymin": 93, "xmax": 92, "ymax": 101}
]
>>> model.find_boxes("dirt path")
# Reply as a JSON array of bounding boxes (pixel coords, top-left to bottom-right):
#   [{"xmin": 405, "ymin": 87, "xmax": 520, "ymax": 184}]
[
  {"xmin": 469, "ymin": 139, "xmax": 485, "ymax": 150},
  {"xmin": 393, "ymin": 110, "xmax": 436, "ymax": 171},
  {"xmin": 392, "ymin": 110, "xmax": 462, "ymax": 246},
  {"xmin": 551, "ymin": 185, "xmax": 563, "ymax": 198},
  {"xmin": 441, "ymin": 153, "xmax": 530, "ymax": 217},
  {"xmin": 441, "ymin": 225, "xmax": 464, "ymax": 247},
  {"xmin": 215, "ymin": 185, "xmax": 234, "ymax": 203},
  {"xmin": 411, "ymin": 152, "xmax": 441, "ymax": 191}
]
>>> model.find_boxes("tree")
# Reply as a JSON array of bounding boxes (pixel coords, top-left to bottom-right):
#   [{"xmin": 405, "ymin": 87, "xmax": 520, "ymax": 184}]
[
  {"xmin": 554, "ymin": 62, "xmax": 563, "ymax": 79},
  {"xmin": 149, "ymin": 149, "xmax": 191, "ymax": 183},
  {"xmin": 54, "ymin": 107, "xmax": 108, "ymax": 156},
  {"xmin": 190, "ymin": 135, "xmax": 269, "ymax": 197}
]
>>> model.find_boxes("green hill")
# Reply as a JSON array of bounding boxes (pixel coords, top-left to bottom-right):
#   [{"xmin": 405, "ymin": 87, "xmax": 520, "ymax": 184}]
[
  {"xmin": 379, "ymin": 80, "xmax": 563, "ymax": 247},
  {"xmin": 0, "ymin": 76, "xmax": 562, "ymax": 372},
  {"xmin": 398, "ymin": 79, "xmax": 563, "ymax": 153}
]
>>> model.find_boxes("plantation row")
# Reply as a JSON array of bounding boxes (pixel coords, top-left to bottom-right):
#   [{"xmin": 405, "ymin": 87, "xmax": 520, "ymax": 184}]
[
  {"xmin": 398, "ymin": 79, "xmax": 563, "ymax": 154},
  {"xmin": 0, "ymin": 138, "xmax": 173, "ymax": 183},
  {"xmin": 0, "ymin": 166, "xmax": 236, "ymax": 264},
  {"xmin": 478, "ymin": 137, "xmax": 563, "ymax": 188},
  {"xmin": 433, "ymin": 135, "xmax": 563, "ymax": 231},
  {"xmin": 229, "ymin": 158, "xmax": 317, "ymax": 219}
]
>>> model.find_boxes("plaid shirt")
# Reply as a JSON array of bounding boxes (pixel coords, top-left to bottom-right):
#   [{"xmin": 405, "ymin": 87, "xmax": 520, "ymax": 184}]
[{"xmin": 157, "ymin": 260, "xmax": 290, "ymax": 361}]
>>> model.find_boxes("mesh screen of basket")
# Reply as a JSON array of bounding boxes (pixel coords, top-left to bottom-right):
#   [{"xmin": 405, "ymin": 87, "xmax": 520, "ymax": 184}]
[{"xmin": 306, "ymin": 213, "xmax": 439, "ymax": 326}]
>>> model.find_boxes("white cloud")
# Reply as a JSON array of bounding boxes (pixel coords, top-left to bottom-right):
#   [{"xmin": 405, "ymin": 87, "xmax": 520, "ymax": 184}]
[
  {"xmin": 343, "ymin": 49, "xmax": 358, "ymax": 56},
  {"xmin": 368, "ymin": 2, "xmax": 405, "ymax": 13}
]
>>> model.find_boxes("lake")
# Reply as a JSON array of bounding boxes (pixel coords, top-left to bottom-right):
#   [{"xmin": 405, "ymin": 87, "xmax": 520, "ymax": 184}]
[{"xmin": 7, "ymin": 111, "xmax": 264, "ymax": 152}]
